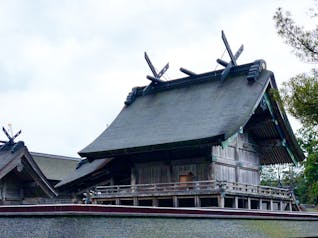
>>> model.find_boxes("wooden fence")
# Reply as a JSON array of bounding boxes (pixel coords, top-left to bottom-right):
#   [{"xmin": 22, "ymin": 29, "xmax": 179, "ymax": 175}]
[{"xmin": 92, "ymin": 180, "xmax": 291, "ymax": 200}]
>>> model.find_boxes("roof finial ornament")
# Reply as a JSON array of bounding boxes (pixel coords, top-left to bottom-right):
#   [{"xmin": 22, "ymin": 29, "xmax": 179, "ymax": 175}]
[
  {"xmin": 217, "ymin": 30, "xmax": 244, "ymax": 82},
  {"xmin": 143, "ymin": 52, "xmax": 169, "ymax": 95},
  {"xmin": 0, "ymin": 126, "xmax": 21, "ymax": 146},
  {"xmin": 0, "ymin": 126, "xmax": 23, "ymax": 153}
]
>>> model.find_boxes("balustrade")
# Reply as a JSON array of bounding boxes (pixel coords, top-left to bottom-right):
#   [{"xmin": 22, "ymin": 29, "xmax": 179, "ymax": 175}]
[{"xmin": 92, "ymin": 180, "xmax": 291, "ymax": 199}]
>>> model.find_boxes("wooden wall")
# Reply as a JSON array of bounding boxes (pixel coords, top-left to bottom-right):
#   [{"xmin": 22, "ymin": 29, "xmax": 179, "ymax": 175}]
[
  {"xmin": 132, "ymin": 132, "xmax": 260, "ymax": 186},
  {"xmin": 0, "ymin": 181, "xmax": 2, "ymax": 203},
  {"xmin": 0, "ymin": 175, "xmax": 23, "ymax": 204},
  {"xmin": 134, "ymin": 158, "xmax": 209, "ymax": 184},
  {"xmin": 211, "ymin": 133, "xmax": 260, "ymax": 185},
  {"xmin": 136, "ymin": 162, "xmax": 169, "ymax": 184}
]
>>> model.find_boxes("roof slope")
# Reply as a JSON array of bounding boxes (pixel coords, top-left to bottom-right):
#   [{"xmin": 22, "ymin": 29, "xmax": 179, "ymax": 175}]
[
  {"xmin": 31, "ymin": 152, "xmax": 80, "ymax": 181},
  {"xmin": 0, "ymin": 142, "xmax": 57, "ymax": 197},
  {"xmin": 80, "ymin": 64, "xmax": 271, "ymax": 158},
  {"xmin": 55, "ymin": 158, "xmax": 112, "ymax": 188}
]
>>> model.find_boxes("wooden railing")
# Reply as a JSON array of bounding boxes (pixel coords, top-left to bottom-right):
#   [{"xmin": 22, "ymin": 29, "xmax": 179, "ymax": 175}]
[
  {"xmin": 92, "ymin": 180, "xmax": 217, "ymax": 197},
  {"xmin": 92, "ymin": 180, "xmax": 292, "ymax": 199},
  {"xmin": 219, "ymin": 181, "xmax": 291, "ymax": 198}
]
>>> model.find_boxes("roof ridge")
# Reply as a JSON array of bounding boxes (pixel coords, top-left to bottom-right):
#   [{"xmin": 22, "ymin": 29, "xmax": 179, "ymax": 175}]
[
  {"xmin": 30, "ymin": 151, "xmax": 80, "ymax": 161},
  {"xmin": 125, "ymin": 60, "xmax": 266, "ymax": 106}
]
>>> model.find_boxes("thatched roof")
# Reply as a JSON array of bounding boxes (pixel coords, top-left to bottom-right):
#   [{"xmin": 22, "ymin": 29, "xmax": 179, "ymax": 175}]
[{"xmin": 79, "ymin": 61, "xmax": 304, "ymax": 165}]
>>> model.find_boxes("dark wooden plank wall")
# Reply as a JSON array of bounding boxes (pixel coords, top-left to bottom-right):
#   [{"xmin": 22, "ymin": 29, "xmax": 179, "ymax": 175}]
[
  {"xmin": 133, "ymin": 133, "xmax": 260, "ymax": 185},
  {"xmin": 171, "ymin": 158, "xmax": 209, "ymax": 182},
  {"xmin": 0, "ymin": 177, "xmax": 23, "ymax": 203},
  {"xmin": 0, "ymin": 181, "xmax": 2, "ymax": 202},
  {"xmin": 136, "ymin": 162, "xmax": 169, "ymax": 184},
  {"xmin": 135, "ymin": 158, "xmax": 209, "ymax": 184}
]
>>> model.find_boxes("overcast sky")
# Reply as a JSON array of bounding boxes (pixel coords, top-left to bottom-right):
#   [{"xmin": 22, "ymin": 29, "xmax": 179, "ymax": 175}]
[{"xmin": 0, "ymin": 0, "xmax": 315, "ymax": 157}]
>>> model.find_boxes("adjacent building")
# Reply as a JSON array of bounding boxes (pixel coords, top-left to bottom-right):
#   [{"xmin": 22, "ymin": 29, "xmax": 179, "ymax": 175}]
[
  {"xmin": 0, "ymin": 141, "xmax": 57, "ymax": 205},
  {"xmin": 0, "ymin": 139, "xmax": 80, "ymax": 205}
]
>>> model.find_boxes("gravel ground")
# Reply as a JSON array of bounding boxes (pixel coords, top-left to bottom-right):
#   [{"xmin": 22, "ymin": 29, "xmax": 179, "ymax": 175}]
[{"xmin": 0, "ymin": 217, "xmax": 317, "ymax": 238}]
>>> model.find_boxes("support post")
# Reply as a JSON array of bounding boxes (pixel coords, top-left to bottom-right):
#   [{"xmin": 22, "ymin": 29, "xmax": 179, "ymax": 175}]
[
  {"xmin": 219, "ymin": 195, "xmax": 225, "ymax": 208},
  {"xmin": 289, "ymin": 202, "xmax": 293, "ymax": 211},
  {"xmin": 131, "ymin": 167, "xmax": 137, "ymax": 186},
  {"xmin": 270, "ymin": 199, "xmax": 274, "ymax": 211},
  {"xmin": 259, "ymin": 198, "xmax": 263, "ymax": 210},
  {"xmin": 194, "ymin": 196, "xmax": 201, "ymax": 207},
  {"xmin": 167, "ymin": 163, "xmax": 172, "ymax": 183},
  {"xmin": 115, "ymin": 198, "xmax": 120, "ymax": 205},
  {"xmin": 247, "ymin": 197, "xmax": 251, "ymax": 210},
  {"xmin": 234, "ymin": 140, "xmax": 240, "ymax": 183},
  {"xmin": 280, "ymin": 200, "xmax": 283, "ymax": 211},
  {"xmin": 131, "ymin": 167, "xmax": 137, "ymax": 193},
  {"xmin": 153, "ymin": 198, "xmax": 158, "ymax": 207},
  {"xmin": 235, "ymin": 196, "xmax": 239, "ymax": 209},
  {"xmin": 3, "ymin": 182, "xmax": 6, "ymax": 201},
  {"xmin": 133, "ymin": 197, "xmax": 138, "ymax": 206},
  {"xmin": 173, "ymin": 196, "xmax": 178, "ymax": 207}
]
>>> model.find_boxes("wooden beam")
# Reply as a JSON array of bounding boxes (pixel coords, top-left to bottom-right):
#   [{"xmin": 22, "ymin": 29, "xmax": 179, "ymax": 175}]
[
  {"xmin": 221, "ymin": 30, "xmax": 237, "ymax": 66},
  {"xmin": 144, "ymin": 52, "xmax": 159, "ymax": 78},
  {"xmin": 244, "ymin": 118, "xmax": 273, "ymax": 131},
  {"xmin": 146, "ymin": 75, "xmax": 164, "ymax": 83},
  {"xmin": 216, "ymin": 59, "xmax": 228, "ymax": 67},
  {"xmin": 179, "ymin": 67, "xmax": 197, "ymax": 77},
  {"xmin": 258, "ymin": 139, "xmax": 282, "ymax": 147},
  {"xmin": 157, "ymin": 63, "xmax": 169, "ymax": 78},
  {"xmin": 220, "ymin": 44, "xmax": 244, "ymax": 82}
]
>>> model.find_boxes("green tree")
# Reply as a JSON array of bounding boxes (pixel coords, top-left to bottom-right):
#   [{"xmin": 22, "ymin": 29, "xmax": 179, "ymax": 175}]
[
  {"xmin": 274, "ymin": 3, "xmax": 318, "ymax": 204},
  {"xmin": 298, "ymin": 127, "xmax": 318, "ymax": 203},
  {"xmin": 273, "ymin": 6, "xmax": 318, "ymax": 63},
  {"xmin": 280, "ymin": 70, "xmax": 318, "ymax": 127}
]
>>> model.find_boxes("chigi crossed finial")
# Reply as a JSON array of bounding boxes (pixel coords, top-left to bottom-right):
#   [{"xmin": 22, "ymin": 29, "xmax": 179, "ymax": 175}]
[
  {"xmin": 2, "ymin": 126, "xmax": 21, "ymax": 144},
  {"xmin": 217, "ymin": 30, "xmax": 244, "ymax": 81},
  {"xmin": 0, "ymin": 126, "xmax": 22, "ymax": 152},
  {"xmin": 126, "ymin": 31, "xmax": 246, "ymax": 106},
  {"xmin": 143, "ymin": 52, "xmax": 169, "ymax": 95}
]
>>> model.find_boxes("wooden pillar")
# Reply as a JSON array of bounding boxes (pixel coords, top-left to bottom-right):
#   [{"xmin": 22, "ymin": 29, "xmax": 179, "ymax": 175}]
[
  {"xmin": 133, "ymin": 197, "xmax": 138, "ymax": 206},
  {"xmin": 210, "ymin": 147, "xmax": 216, "ymax": 181},
  {"xmin": 234, "ymin": 143, "xmax": 240, "ymax": 183},
  {"xmin": 235, "ymin": 196, "xmax": 239, "ymax": 209},
  {"xmin": 173, "ymin": 196, "xmax": 178, "ymax": 207},
  {"xmin": 209, "ymin": 161, "xmax": 216, "ymax": 181},
  {"xmin": 218, "ymin": 195, "xmax": 225, "ymax": 208},
  {"xmin": 194, "ymin": 196, "xmax": 200, "ymax": 207},
  {"xmin": 115, "ymin": 198, "xmax": 120, "ymax": 205},
  {"xmin": 247, "ymin": 197, "xmax": 251, "ymax": 210},
  {"xmin": 110, "ymin": 178, "xmax": 115, "ymax": 186},
  {"xmin": 0, "ymin": 181, "xmax": 2, "ymax": 202},
  {"xmin": 3, "ymin": 182, "xmax": 6, "ymax": 201},
  {"xmin": 153, "ymin": 198, "xmax": 158, "ymax": 207},
  {"xmin": 259, "ymin": 198, "xmax": 263, "ymax": 210},
  {"xmin": 131, "ymin": 167, "xmax": 137, "ymax": 186},
  {"xmin": 131, "ymin": 167, "xmax": 137, "ymax": 193},
  {"xmin": 280, "ymin": 200, "xmax": 283, "ymax": 211},
  {"xmin": 167, "ymin": 163, "xmax": 172, "ymax": 183},
  {"xmin": 289, "ymin": 202, "xmax": 293, "ymax": 211},
  {"xmin": 270, "ymin": 199, "xmax": 274, "ymax": 211}
]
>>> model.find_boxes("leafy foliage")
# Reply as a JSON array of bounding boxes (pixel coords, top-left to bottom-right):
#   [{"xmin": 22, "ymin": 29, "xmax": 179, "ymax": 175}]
[
  {"xmin": 298, "ymin": 127, "xmax": 318, "ymax": 203},
  {"xmin": 273, "ymin": 2, "xmax": 318, "ymax": 204},
  {"xmin": 280, "ymin": 70, "xmax": 318, "ymax": 126},
  {"xmin": 274, "ymin": 6, "xmax": 318, "ymax": 63}
]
